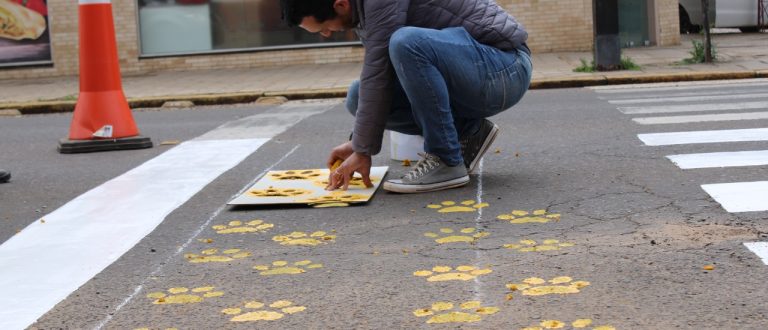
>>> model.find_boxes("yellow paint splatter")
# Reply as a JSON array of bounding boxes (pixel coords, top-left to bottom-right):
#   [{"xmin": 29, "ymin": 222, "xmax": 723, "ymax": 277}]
[
  {"xmin": 572, "ymin": 319, "xmax": 593, "ymax": 327},
  {"xmin": 213, "ymin": 219, "xmax": 274, "ymax": 234},
  {"xmin": 540, "ymin": 320, "xmax": 565, "ymax": 328},
  {"xmin": 506, "ymin": 277, "xmax": 590, "ymax": 298},
  {"xmin": 272, "ymin": 231, "xmax": 336, "ymax": 246},
  {"xmin": 312, "ymin": 202, "xmax": 350, "ymax": 208},
  {"xmin": 703, "ymin": 264, "xmax": 715, "ymax": 271},
  {"xmin": 254, "ymin": 260, "xmax": 323, "ymax": 275},
  {"xmin": 185, "ymin": 248, "xmax": 251, "ymax": 263},
  {"xmin": 301, "ymin": 191, "xmax": 369, "ymax": 204},
  {"xmin": 424, "ymin": 227, "xmax": 489, "ymax": 244},
  {"xmin": 521, "ymin": 318, "xmax": 615, "ymax": 330},
  {"xmin": 504, "ymin": 239, "xmax": 575, "ymax": 252},
  {"xmin": 146, "ymin": 286, "xmax": 224, "ymax": 305},
  {"xmin": 222, "ymin": 300, "xmax": 306, "ymax": 322},
  {"xmin": 497, "ymin": 209, "xmax": 560, "ymax": 224},
  {"xmin": 414, "ymin": 265, "xmax": 492, "ymax": 282},
  {"xmin": 414, "ymin": 300, "xmax": 499, "ymax": 324},
  {"xmin": 426, "ymin": 200, "xmax": 489, "ymax": 213}
]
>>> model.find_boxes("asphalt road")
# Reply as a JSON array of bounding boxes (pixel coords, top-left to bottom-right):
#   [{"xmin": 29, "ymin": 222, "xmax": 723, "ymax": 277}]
[{"xmin": 1, "ymin": 80, "xmax": 767, "ymax": 329}]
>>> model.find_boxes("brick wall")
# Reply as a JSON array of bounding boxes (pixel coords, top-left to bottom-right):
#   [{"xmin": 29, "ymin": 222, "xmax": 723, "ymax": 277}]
[{"xmin": 0, "ymin": 0, "xmax": 679, "ymax": 80}]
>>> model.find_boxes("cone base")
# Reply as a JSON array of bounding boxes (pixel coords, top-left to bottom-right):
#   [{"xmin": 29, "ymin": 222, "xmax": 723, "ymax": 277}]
[{"xmin": 58, "ymin": 136, "xmax": 153, "ymax": 154}]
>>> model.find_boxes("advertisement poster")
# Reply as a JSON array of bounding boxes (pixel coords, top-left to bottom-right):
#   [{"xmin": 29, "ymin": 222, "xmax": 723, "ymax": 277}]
[{"xmin": 0, "ymin": 0, "xmax": 51, "ymax": 67}]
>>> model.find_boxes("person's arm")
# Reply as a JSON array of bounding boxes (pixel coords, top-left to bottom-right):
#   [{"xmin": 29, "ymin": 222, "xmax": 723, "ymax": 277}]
[{"xmin": 350, "ymin": 0, "xmax": 408, "ymax": 156}]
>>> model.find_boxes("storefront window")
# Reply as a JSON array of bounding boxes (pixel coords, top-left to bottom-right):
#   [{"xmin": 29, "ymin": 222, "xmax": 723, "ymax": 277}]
[
  {"xmin": 137, "ymin": 0, "xmax": 358, "ymax": 56},
  {"xmin": 0, "ymin": 0, "xmax": 52, "ymax": 67}
]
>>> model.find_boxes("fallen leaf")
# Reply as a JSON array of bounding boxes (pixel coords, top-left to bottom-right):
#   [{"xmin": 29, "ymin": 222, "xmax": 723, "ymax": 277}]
[
  {"xmin": 402, "ymin": 159, "xmax": 411, "ymax": 166},
  {"xmin": 703, "ymin": 265, "xmax": 715, "ymax": 271},
  {"xmin": 495, "ymin": 148, "xmax": 501, "ymax": 154}
]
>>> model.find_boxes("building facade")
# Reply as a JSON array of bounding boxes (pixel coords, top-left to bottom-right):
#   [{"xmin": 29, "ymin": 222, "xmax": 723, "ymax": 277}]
[{"xmin": 0, "ymin": 0, "xmax": 680, "ymax": 80}]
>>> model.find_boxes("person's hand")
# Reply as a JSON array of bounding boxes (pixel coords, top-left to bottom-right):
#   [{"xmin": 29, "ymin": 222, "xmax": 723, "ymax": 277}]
[
  {"xmin": 326, "ymin": 149, "xmax": 373, "ymax": 191},
  {"xmin": 326, "ymin": 141, "xmax": 355, "ymax": 169}
]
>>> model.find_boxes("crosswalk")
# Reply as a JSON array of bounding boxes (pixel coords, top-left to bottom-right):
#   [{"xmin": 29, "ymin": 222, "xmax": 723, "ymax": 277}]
[{"xmin": 592, "ymin": 79, "xmax": 768, "ymax": 265}]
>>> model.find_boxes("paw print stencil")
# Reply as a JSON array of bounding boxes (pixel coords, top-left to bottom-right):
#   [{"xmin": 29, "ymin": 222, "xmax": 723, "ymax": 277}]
[
  {"xmin": 507, "ymin": 276, "xmax": 590, "ymax": 297},
  {"xmin": 248, "ymin": 187, "xmax": 313, "ymax": 198},
  {"xmin": 269, "ymin": 170, "xmax": 324, "ymax": 180},
  {"xmin": 213, "ymin": 219, "xmax": 274, "ymax": 234},
  {"xmin": 521, "ymin": 318, "xmax": 616, "ymax": 330},
  {"xmin": 497, "ymin": 209, "xmax": 560, "ymax": 224},
  {"xmin": 253, "ymin": 260, "xmax": 323, "ymax": 275},
  {"xmin": 504, "ymin": 239, "xmax": 574, "ymax": 252},
  {"xmin": 413, "ymin": 265, "xmax": 492, "ymax": 282},
  {"xmin": 427, "ymin": 200, "xmax": 489, "ymax": 213},
  {"xmin": 146, "ymin": 286, "xmax": 224, "ymax": 304},
  {"xmin": 413, "ymin": 301, "xmax": 499, "ymax": 324},
  {"xmin": 222, "ymin": 300, "xmax": 306, "ymax": 322},
  {"xmin": 272, "ymin": 231, "xmax": 336, "ymax": 246},
  {"xmin": 424, "ymin": 227, "xmax": 489, "ymax": 244},
  {"xmin": 185, "ymin": 248, "xmax": 251, "ymax": 263}
]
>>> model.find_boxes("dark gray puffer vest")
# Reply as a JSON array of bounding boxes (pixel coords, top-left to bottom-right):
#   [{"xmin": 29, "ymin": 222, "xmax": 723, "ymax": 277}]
[{"xmin": 351, "ymin": 0, "xmax": 529, "ymax": 156}]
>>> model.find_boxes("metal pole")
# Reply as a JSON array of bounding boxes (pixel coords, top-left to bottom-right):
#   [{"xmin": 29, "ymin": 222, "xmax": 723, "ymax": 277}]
[{"xmin": 701, "ymin": 0, "xmax": 712, "ymax": 63}]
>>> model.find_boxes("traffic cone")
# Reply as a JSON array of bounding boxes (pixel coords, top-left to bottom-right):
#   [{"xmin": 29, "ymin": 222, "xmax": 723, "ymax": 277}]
[{"xmin": 58, "ymin": 0, "xmax": 152, "ymax": 154}]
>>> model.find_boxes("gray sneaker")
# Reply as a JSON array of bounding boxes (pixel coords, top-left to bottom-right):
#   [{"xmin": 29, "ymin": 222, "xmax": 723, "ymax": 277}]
[
  {"xmin": 460, "ymin": 119, "xmax": 500, "ymax": 173},
  {"xmin": 383, "ymin": 153, "xmax": 469, "ymax": 193}
]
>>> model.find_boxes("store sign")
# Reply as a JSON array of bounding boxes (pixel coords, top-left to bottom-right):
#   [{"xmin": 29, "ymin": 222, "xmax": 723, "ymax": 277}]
[{"xmin": 0, "ymin": 0, "xmax": 51, "ymax": 67}]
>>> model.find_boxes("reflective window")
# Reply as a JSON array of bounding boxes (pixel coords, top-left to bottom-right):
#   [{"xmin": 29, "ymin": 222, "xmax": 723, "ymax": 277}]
[{"xmin": 137, "ymin": 0, "xmax": 358, "ymax": 56}]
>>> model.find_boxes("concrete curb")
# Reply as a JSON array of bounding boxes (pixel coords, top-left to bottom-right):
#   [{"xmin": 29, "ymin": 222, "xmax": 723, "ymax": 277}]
[{"xmin": 1, "ymin": 71, "xmax": 764, "ymax": 115}]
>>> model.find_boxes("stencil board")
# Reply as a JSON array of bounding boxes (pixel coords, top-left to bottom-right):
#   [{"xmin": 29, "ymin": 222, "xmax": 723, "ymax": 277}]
[{"xmin": 228, "ymin": 166, "xmax": 389, "ymax": 206}]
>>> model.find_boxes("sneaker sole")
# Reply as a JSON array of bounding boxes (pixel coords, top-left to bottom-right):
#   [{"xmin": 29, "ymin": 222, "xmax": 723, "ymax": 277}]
[
  {"xmin": 467, "ymin": 124, "xmax": 500, "ymax": 174},
  {"xmin": 383, "ymin": 176, "xmax": 470, "ymax": 194}
]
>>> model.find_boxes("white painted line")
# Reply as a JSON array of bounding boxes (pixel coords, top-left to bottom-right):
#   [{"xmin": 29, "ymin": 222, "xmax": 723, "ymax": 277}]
[
  {"xmin": 633, "ymin": 111, "xmax": 768, "ymax": 125},
  {"xmin": 0, "ymin": 100, "xmax": 336, "ymax": 330},
  {"xmin": 0, "ymin": 139, "xmax": 267, "ymax": 330},
  {"xmin": 744, "ymin": 242, "xmax": 768, "ymax": 265},
  {"xmin": 609, "ymin": 92, "xmax": 768, "ymax": 105},
  {"xmin": 600, "ymin": 89, "xmax": 768, "ymax": 101},
  {"xmin": 701, "ymin": 181, "xmax": 768, "ymax": 213},
  {"xmin": 667, "ymin": 150, "xmax": 768, "ymax": 169},
  {"xmin": 619, "ymin": 101, "xmax": 768, "ymax": 115},
  {"xmin": 638, "ymin": 128, "xmax": 768, "ymax": 146},
  {"xmin": 590, "ymin": 78, "xmax": 768, "ymax": 92}
]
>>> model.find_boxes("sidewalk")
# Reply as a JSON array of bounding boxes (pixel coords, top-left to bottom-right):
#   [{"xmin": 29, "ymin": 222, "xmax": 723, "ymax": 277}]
[{"xmin": 0, "ymin": 32, "xmax": 766, "ymax": 114}]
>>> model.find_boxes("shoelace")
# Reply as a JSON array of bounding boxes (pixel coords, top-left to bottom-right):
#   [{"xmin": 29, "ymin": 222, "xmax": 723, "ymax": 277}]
[{"xmin": 403, "ymin": 153, "xmax": 440, "ymax": 181}]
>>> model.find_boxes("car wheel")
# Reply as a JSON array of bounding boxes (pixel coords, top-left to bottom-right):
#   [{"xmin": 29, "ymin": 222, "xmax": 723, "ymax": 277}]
[{"xmin": 679, "ymin": 5, "xmax": 702, "ymax": 34}]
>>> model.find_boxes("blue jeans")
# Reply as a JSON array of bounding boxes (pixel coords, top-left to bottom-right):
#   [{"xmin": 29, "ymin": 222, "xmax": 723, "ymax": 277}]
[{"xmin": 346, "ymin": 26, "xmax": 532, "ymax": 166}]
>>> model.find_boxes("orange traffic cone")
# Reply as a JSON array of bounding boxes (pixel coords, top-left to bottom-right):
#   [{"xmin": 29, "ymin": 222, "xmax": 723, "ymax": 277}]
[{"xmin": 58, "ymin": 0, "xmax": 152, "ymax": 154}]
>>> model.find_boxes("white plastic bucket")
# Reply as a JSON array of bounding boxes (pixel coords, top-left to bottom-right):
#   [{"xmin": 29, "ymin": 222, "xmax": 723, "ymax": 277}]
[{"xmin": 389, "ymin": 131, "xmax": 424, "ymax": 161}]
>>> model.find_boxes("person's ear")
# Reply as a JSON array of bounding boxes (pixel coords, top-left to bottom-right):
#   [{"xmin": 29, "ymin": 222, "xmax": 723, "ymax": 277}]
[{"xmin": 333, "ymin": 0, "xmax": 349, "ymax": 15}]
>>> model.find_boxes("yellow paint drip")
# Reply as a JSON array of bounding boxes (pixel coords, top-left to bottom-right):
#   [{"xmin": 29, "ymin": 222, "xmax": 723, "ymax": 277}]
[
  {"xmin": 230, "ymin": 311, "xmax": 284, "ymax": 322},
  {"xmin": 260, "ymin": 266, "xmax": 306, "ymax": 275},
  {"xmin": 270, "ymin": 300, "xmax": 293, "ymax": 308},
  {"xmin": 245, "ymin": 301, "xmax": 265, "ymax": 308},
  {"xmin": 153, "ymin": 294, "xmax": 203, "ymax": 304},
  {"xmin": 431, "ymin": 302, "xmax": 454, "ymax": 311},
  {"xmin": 281, "ymin": 306, "xmax": 306, "ymax": 314},
  {"xmin": 460, "ymin": 301, "xmax": 481, "ymax": 309},
  {"xmin": 427, "ymin": 311, "xmax": 482, "ymax": 324},
  {"xmin": 572, "ymin": 319, "xmax": 593, "ymax": 328},
  {"xmin": 540, "ymin": 320, "xmax": 566, "ymax": 328}
]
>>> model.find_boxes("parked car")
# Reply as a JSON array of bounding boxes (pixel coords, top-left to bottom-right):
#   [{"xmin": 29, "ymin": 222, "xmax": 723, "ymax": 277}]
[{"xmin": 679, "ymin": 0, "xmax": 767, "ymax": 33}]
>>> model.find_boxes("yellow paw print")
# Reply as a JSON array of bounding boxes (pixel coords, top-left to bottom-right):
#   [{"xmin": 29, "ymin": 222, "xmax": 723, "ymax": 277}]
[
  {"xmin": 222, "ymin": 300, "xmax": 306, "ymax": 322},
  {"xmin": 521, "ymin": 318, "xmax": 616, "ymax": 330},
  {"xmin": 427, "ymin": 200, "xmax": 489, "ymax": 213},
  {"xmin": 504, "ymin": 239, "xmax": 574, "ymax": 252},
  {"xmin": 507, "ymin": 277, "xmax": 590, "ymax": 297},
  {"xmin": 184, "ymin": 248, "xmax": 251, "ymax": 263},
  {"xmin": 313, "ymin": 176, "xmax": 379, "ymax": 189},
  {"xmin": 253, "ymin": 260, "xmax": 323, "ymax": 275},
  {"xmin": 146, "ymin": 286, "xmax": 224, "ymax": 304},
  {"xmin": 413, "ymin": 265, "xmax": 492, "ymax": 282},
  {"xmin": 247, "ymin": 187, "xmax": 313, "ymax": 197},
  {"xmin": 497, "ymin": 209, "xmax": 560, "ymax": 224},
  {"xmin": 413, "ymin": 301, "xmax": 499, "ymax": 324},
  {"xmin": 272, "ymin": 231, "xmax": 336, "ymax": 246},
  {"xmin": 212, "ymin": 219, "xmax": 274, "ymax": 234},
  {"xmin": 300, "ymin": 191, "xmax": 369, "ymax": 204},
  {"xmin": 424, "ymin": 227, "xmax": 489, "ymax": 244},
  {"xmin": 269, "ymin": 169, "xmax": 324, "ymax": 180}
]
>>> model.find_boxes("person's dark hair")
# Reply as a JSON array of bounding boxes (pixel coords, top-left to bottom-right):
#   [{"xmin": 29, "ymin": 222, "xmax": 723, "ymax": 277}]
[{"xmin": 280, "ymin": 0, "xmax": 338, "ymax": 27}]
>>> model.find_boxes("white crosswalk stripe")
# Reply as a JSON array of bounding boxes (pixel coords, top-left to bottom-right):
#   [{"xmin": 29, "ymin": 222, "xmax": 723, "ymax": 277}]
[{"xmin": 597, "ymin": 79, "xmax": 768, "ymax": 262}]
